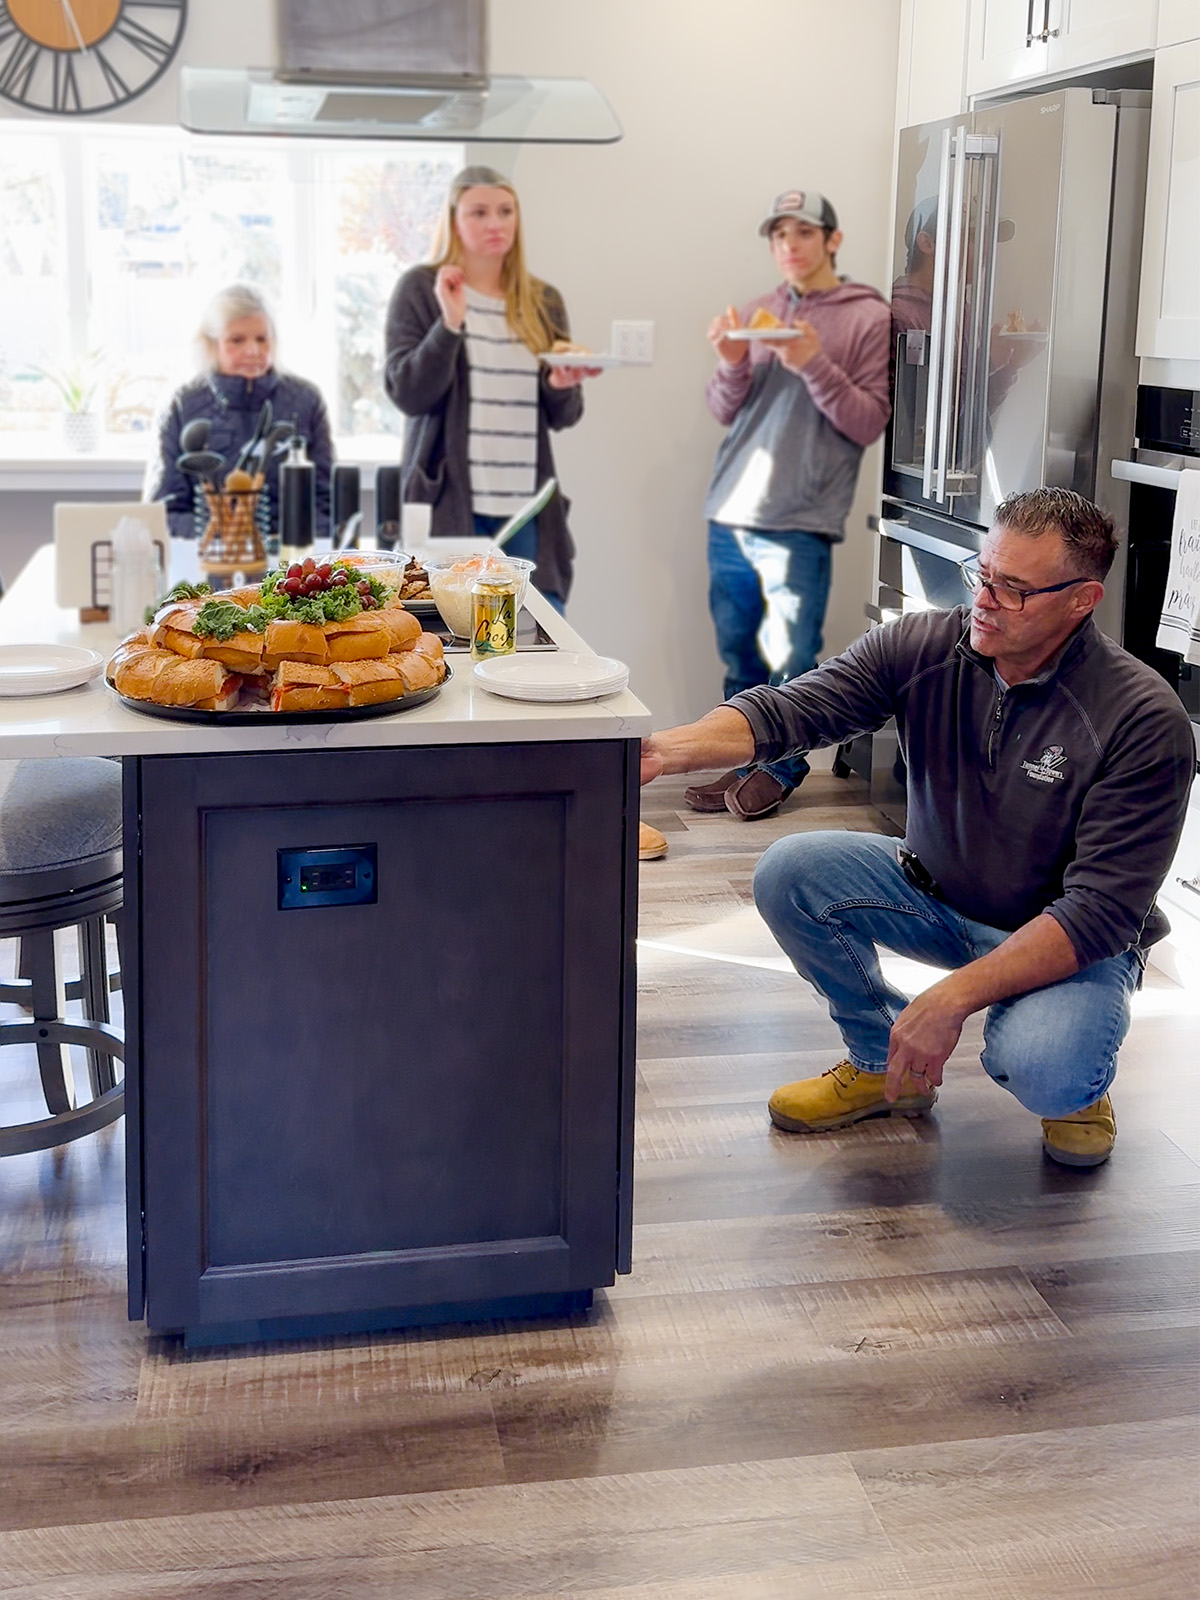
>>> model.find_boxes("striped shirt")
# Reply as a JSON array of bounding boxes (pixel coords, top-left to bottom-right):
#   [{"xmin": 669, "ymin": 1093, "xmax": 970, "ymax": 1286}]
[{"xmin": 464, "ymin": 287, "xmax": 539, "ymax": 515}]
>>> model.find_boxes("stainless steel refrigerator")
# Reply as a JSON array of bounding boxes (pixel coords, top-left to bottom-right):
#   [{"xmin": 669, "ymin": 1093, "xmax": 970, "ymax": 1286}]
[{"xmin": 867, "ymin": 86, "xmax": 1150, "ymax": 826}]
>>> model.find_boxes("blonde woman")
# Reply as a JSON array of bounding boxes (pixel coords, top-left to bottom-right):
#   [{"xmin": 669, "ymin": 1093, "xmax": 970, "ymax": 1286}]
[{"xmin": 384, "ymin": 166, "xmax": 598, "ymax": 610}]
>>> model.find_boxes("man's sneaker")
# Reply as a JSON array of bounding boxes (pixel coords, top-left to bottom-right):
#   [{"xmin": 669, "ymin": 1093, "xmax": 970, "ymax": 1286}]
[
  {"xmin": 638, "ymin": 821, "xmax": 669, "ymax": 861},
  {"xmin": 768, "ymin": 1059, "xmax": 937, "ymax": 1132},
  {"xmin": 1042, "ymin": 1093, "xmax": 1116, "ymax": 1168},
  {"xmin": 683, "ymin": 769, "xmax": 743, "ymax": 813},
  {"xmin": 725, "ymin": 769, "xmax": 794, "ymax": 820}
]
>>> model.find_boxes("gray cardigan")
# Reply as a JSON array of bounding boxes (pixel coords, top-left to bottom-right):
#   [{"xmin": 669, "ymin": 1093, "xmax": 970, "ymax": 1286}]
[
  {"xmin": 732, "ymin": 607, "xmax": 1196, "ymax": 966},
  {"xmin": 384, "ymin": 265, "xmax": 583, "ymax": 600}
]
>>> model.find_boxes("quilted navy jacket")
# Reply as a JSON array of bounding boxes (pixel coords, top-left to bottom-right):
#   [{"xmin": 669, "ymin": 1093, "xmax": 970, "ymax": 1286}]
[{"xmin": 145, "ymin": 369, "xmax": 334, "ymax": 539}]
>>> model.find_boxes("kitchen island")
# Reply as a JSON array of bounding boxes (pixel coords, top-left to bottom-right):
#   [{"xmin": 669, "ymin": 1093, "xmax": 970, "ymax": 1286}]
[{"xmin": 0, "ymin": 547, "xmax": 651, "ymax": 1346}]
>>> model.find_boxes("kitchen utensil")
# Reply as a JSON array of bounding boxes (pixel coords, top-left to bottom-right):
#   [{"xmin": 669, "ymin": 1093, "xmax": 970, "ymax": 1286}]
[
  {"xmin": 178, "ymin": 416, "xmax": 212, "ymax": 452},
  {"xmin": 0, "ymin": 643, "xmax": 105, "ymax": 696},
  {"xmin": 471, "ymin": 651, "xmax": 628, "ymax": 702},
  {"xmin": 490, "ymin": 478, "xmax": 558, "ymax": 550},
  {"xmin": 177, "ymin": 449, "xmax": 227, "ymax": 490},
  {"xmin": 233, "ymin": 399, "xmax": 273, "ymax": 474},
  {"xmin": 255, "ymin": 421, "xmax": 295, "ymax": 469}
]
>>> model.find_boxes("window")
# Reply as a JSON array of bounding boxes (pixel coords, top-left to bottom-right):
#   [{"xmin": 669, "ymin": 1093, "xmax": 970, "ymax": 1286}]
[{"xmin": 0, "ymin": 123, "xmax": 460, "ymax": 451}]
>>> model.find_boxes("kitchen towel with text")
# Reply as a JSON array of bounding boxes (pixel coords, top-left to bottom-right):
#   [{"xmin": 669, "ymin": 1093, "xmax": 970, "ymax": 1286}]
[{"xmin": 1155, "ymin": 466, "xmax": 1200, "ymax": 666}]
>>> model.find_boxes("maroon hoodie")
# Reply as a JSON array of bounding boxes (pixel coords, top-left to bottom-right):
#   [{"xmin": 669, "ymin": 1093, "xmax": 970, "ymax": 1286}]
[{"xmin": 704, "ymin": 279, "xmax": 891, "ymax": 539}]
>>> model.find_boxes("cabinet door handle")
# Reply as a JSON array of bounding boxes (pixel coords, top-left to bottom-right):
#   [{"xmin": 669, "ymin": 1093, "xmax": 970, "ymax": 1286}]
[{"xmin": 1026, "ymin": 0, "xmax": 1037, "ymax": 46}]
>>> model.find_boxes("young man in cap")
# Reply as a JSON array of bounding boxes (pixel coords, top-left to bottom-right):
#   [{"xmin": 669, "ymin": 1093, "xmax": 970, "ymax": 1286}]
[{"xmin": 690, "ymin": 188, "xmax": 891, "ymax": 821}]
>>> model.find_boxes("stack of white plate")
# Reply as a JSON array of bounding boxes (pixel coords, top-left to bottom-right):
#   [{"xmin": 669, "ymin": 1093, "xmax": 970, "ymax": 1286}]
[
  {"xmin": 0, "ymin": 643, "xmax": 105, "ymax": 696},
  {"xmin": 472, "ymin": 651, "xmax": 629, "ymax": 703}
]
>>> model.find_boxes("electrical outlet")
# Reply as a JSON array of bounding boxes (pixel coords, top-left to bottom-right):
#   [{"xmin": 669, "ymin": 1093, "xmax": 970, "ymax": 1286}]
[{"xmin": 611, "ymin": 320, "xmax": 654, "ymax": 364}]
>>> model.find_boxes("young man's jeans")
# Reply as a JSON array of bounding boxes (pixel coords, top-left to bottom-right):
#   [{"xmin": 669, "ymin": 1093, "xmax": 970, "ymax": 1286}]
[
  {"xmin": 753, "ymin": 831, "xmax": 1140, "ymax": 1118},
  {"xmin": 472, "ymin": 514, "xmax": 566, "ymax": 614},
  {"xmin": 707, "ymin": 521, "xmax": 832, "ymax": 791}
]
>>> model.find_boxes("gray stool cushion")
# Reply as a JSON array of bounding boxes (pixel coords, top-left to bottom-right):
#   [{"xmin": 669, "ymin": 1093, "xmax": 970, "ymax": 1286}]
[{"xmin": 0, "ymin": 758, "xmax": 123, "ymax": 884}]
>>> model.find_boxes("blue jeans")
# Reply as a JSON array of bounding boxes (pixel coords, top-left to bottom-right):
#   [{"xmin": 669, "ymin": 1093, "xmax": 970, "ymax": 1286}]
[
  {"xmin": 753, "ymin": 831, "xmax": 1140, "ymax": 1117},
  {"xmin": 472, "ymin": 513, "xmax": 566, "ymax": 615},
  {"xmin": 707, "ymin": 521, "xmax": 833, "ymax": 790}
]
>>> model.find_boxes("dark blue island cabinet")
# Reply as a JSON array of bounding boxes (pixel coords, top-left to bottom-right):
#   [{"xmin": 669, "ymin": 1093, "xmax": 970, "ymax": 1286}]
[{"xmin": 121, "ymin": 739, "xmax": 640, "ymax": 1347}]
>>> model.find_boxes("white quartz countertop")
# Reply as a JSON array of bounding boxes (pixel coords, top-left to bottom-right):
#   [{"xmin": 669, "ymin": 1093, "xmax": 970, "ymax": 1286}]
[{"xmin": 0, "ymin": 546, "xmax": 652, "ymax": 758}]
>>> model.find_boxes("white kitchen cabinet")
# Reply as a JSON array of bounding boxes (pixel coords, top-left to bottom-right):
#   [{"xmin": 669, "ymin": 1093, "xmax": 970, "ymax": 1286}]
[
  {"xmin": 898, "ymin": 0, "xmax": 970, "ymax": 125},
  {"xmin": 1137, "ymin": 38, "xmax": 1200, "ymax": 360},
  {"xmin": 966, "ymin": 0, "xmax": 1158, "ymax": 97},
  {"xmin": 1158, "ymin": 0, "xmax": 1200, "ymax": 47},
  {"xmin": 966, "ymin": 0, "xmax": 1049, "ymax": 97},
  {"xmin": 1048, "ymin": 0, "xmax": 1160, "ymax": 73}
]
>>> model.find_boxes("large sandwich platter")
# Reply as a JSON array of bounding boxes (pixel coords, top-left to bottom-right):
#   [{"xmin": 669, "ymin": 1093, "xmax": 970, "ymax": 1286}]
[{"xmin": 114, "ymin": 668, "xmax": 449, "ymax": 725}]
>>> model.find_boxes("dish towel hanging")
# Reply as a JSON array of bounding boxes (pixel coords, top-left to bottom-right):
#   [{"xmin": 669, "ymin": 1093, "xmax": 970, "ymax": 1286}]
[{"xmin": 1155, "ymin": 466, "xmax": 1200, "ymax": 666}]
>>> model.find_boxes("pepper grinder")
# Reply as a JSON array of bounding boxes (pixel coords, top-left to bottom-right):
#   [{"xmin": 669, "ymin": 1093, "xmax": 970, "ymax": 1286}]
[
  {"xmin": 332, "ymin": 463, "xmax": 361, "ymax": 549},
  {"xmin": 278, "ymin": 436, "xmax": 315, "ymax": 568}
]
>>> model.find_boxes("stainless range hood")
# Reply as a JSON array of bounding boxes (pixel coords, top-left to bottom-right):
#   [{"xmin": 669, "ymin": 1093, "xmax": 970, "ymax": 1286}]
[{"xmin": 180, "ymin": 0, "xmax": 622, "ymax": 144}]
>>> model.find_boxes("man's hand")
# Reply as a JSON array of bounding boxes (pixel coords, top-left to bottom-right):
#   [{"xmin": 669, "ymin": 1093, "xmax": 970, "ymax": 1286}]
[
  {"xmin": 883, "ymin": 982, "xmax": 969, "ymax": 1101},
  {"xmin": 882, "ymin": 913, "xmax": 1081, "ymax": 1103},
  {"xmin": 434, "ymin": 265, "xmax": 467, "ymax": 331},
  {"xmin": 775, "ymin": 320, "xmax": 822, "ymax": 373},
  {"xmin": 708, "ymin": 305, "xmax": 749, "ymax": 366},
  {"xmin": 640, "ymin": 707, "xmax": 758, "ymax": 786},
  {"xmin": 640, "ymin": 738, "xmax": 667, "ymax": 786}
]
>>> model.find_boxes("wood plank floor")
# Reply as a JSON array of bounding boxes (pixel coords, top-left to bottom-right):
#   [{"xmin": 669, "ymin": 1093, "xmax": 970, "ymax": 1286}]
[{"xmin": 1, "ymin": 771, "xmax": 1197, "ymax": 1598}]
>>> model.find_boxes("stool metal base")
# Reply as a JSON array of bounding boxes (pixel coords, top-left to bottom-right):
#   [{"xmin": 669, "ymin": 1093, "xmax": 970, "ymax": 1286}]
[{"xmin": 0, "ymin": 1018, "xmax": 124, "ymax": 1156}]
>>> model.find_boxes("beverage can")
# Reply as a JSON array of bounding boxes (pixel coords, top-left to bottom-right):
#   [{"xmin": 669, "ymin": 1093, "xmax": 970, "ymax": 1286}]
[{"xmin": 470, "ymin": 577, "xmax": 517, "ymax": 660}]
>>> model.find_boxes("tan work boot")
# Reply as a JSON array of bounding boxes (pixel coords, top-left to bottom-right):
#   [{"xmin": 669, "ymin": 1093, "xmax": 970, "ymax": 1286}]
[
  {"xmin": 768, "ymin": 1059, "xmax": 937, "ymax": 1133},
  {"xmin": 1042, "ymin": 1093, "xmax": 1116, "ymax": 1168},
  {"xmin": 638, "ymin": 821, "xmax": 668, "ymax": 861}
]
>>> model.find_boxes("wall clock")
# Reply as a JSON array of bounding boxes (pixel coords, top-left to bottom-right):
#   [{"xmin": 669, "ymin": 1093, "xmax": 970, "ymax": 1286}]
[{"xmin": 0, "ymin": 0, "xmax": 187, "ymax": 115}]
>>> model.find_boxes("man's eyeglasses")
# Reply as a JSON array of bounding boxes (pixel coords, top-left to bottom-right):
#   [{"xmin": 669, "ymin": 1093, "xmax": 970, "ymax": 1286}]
[{"xmin": 962, "ymin": 565, "xmax": 1090, "ymax": 613}]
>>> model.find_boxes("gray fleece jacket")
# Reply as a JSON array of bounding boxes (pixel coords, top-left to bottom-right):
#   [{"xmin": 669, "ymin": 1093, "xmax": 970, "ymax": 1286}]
[
  {"xmin": 704, "ymin": 279, "xmax": 891, "ymax": 538},
  {"xmin": 732, "ymin": 607, "xmax": 1196, "ymax": 966}
]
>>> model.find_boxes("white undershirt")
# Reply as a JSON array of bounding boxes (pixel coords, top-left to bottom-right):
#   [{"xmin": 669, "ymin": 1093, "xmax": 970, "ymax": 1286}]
[{"xmin": 464, "ymin": 288, "xmax": 539, "ymax": 516}]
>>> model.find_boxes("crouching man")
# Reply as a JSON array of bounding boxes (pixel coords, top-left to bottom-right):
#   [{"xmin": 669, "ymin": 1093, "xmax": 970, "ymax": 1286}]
[{"xmin": 641, "ymin": 489, "xmax": 1195, "ymax": 1167}]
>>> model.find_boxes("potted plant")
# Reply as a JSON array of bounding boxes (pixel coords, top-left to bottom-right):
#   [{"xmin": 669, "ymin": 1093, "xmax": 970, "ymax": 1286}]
[{"xmin": 30, "ymin": 351, "xmax": 106, "ymax": 453}]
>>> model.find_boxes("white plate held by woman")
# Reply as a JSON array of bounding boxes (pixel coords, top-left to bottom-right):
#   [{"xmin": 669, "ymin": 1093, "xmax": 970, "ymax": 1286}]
[
  {"xmin": 473, "ymin": 651, "xmax": 629, "ymax": 702},
  {"xmin": 0, "ymin": 643, "xmax": 105, "ymax": 696}
]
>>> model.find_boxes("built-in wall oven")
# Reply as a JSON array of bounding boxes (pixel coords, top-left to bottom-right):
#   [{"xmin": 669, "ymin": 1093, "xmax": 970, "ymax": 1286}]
[{"xmin": 1112, "ymin": 385, "xmax": 1200, "ymax": 753}]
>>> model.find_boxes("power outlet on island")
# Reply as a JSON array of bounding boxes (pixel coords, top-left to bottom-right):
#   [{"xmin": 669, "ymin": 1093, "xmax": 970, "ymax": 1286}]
[{"xmin": 611, "ymin": 320, "xmax": 654, "ymax": 364}]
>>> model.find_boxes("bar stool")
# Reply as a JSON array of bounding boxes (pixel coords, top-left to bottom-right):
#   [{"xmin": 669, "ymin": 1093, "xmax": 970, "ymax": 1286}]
[{"xmin": 0, "ymin": 757, "xmax": 124, "ymax": 1156}]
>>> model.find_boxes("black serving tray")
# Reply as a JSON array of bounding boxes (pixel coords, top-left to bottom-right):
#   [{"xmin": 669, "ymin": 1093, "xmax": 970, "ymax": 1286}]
[{"xmin": 114, "ymin": 667, "xmax": 449, "ymax": 725}]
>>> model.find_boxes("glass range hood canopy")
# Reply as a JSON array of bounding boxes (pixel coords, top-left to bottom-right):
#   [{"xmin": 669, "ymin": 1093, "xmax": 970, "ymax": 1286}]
[{"xmin": 180, "ymin": 68, "xmax": 622, "ymax": 145}]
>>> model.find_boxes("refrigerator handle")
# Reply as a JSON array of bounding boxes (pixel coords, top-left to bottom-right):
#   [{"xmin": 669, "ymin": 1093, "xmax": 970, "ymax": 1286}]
[
  {"xmin": 921, "ymin": 127, "xmax": 954, "ymax": 501},
  {"xmin": 934, "ymin": 126, "xmax": 969, "ymax": 504}
]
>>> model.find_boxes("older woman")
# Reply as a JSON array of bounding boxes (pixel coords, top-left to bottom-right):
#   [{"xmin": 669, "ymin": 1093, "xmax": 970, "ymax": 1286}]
[
  {"xmin": 383, "ymin": 166, "xmax": 598, "ymax": 609},
  {"xmin": 146, "ymin": 284, "xmax": 334, "ymax": 540}
]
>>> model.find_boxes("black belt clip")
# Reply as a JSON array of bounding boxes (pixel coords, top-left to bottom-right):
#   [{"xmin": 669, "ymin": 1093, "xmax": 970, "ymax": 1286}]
[{"xmin": 897, "ymin": 845, "xmax": 942, "ymax": 900}]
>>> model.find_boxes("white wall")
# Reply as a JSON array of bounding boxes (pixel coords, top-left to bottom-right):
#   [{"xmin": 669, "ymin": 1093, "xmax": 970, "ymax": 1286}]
[
  {"xmin": 489, "ymin": 1, "xmax": 901, "ymax": 725},
  {"xmin": 3, "ymin": 0, "xmax": 901, "ymax": 726}
]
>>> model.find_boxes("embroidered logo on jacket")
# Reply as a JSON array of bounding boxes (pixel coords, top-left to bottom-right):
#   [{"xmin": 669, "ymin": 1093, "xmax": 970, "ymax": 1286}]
[{"xmin": 1021, "ymin": 745, "xmax": 1067, "ymax": 784}]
